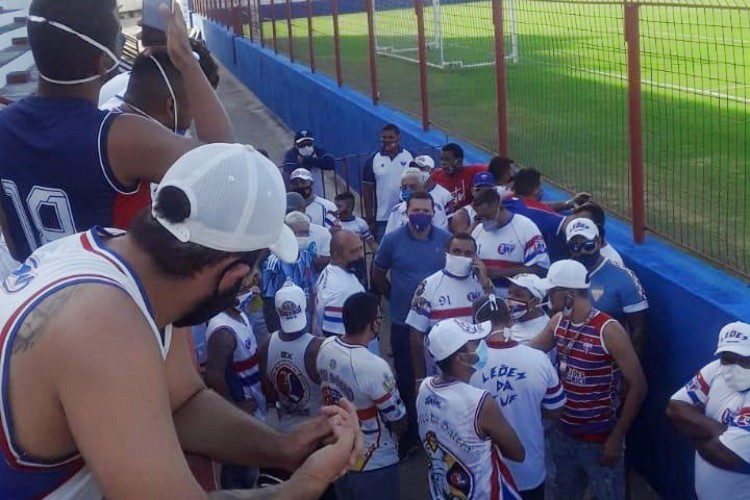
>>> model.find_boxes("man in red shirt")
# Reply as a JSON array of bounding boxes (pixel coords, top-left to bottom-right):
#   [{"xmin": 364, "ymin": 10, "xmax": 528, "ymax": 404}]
[{"xmin": 430, "ymin": 143, "xmax": 487, "ymax": 216}]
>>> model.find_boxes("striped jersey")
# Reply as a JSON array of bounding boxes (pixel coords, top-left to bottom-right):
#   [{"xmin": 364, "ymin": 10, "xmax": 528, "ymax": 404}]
[
  {"xmin": 554, "ymin": 309, "xmax": 620, "ymax": 436},
  {"xmin": 0, "ymin": 227, "xmax": 171, "ymax": 499},
  {"xmin": 405, "ymin": 270, "xmax": 484, "ymax": 375},
  {"xmin": 339, "ymin": 216, "xmax": 374, "ymax": 242},
  {"xmin": 417, "ymin": 378, "xmax": 521, "ymax": 499},
  {"xmin": 317, "ymin": 337, "xmax": 406, "ymax": 471},
  {"xmin": 206, "ymin": 311, "xmax": 266, "ymax": 420},
  {"xmin": 267, "ymin": 332, "xmax": 323, "ymax": 432},
  {"xmin": 314, "ymin": 264, "xmax": 364, "ymax": 336},
  {"xmin": 472, "ymin": 214, "xmax": 550, "ymax": 296},
  {"xmin": 305, "ymin": 196, "xmax": 339, "ymax": 228}
]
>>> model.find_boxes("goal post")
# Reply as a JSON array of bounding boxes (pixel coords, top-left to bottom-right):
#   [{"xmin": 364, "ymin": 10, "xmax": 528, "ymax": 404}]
[{"xmin": 374, "ymin": 0, "xmax": 518, "ymax": 69}]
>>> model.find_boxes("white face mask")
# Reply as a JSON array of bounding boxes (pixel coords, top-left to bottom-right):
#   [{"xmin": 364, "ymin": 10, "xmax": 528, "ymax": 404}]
[
  {"xmin": 298, "ymin": 146, "xmax": 314, "ymax": 157},
  {"xmin": 723, "ymin": 364, "xmax": 750, "ymax": 392},
  {"xmin": 296, "ymin": 236, "xmax": 311, "ymax": 251},
  {"xmin": 29, "ymin": 15, "xmax": 120, "ymax": 85},
  {"xmin": 236, "ymin": 291, "xmax": 254, "ymax": 311},
  {"xmin": 445, "ymin": 253, "xmax": 473, "ymax": 278}
]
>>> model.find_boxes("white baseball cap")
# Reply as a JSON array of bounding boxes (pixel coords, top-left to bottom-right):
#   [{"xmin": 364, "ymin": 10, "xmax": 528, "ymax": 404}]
[
  {"xmin": 715, "ymin": 322, "xmax": 750, "ymax": 357},
  {"xmin": 153, "ymin": 143, "xmax": 298, "ymax": 263},
  {"xmin": 290, "ymin": 168, "xmax": 314, "ymax": 183},
  {"xmin": 427, "ymin": 318, "xmax": 489, "ymax": 362},
  {"xmin": 538, "ymin": 260, "xmax": 590, "ymax": 291},
  {"xmin": 508, "ymin": 273, "xmax": 545, "ymax": 300},
  {"xmin": 566, "ymin": 217, "xmax": 599, "ymax": 242},
  {"xmin": 410, "ymin": 155, "xmax": 435, "ymax": 170},
  {"xmin": 275, "ymin": 282, "xmax": 308, "ymax": 333}
]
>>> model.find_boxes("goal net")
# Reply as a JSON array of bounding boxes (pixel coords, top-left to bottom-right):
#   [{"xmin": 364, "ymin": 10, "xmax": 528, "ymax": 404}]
[{"xmin": 374, "ymin": 0, "xmax": 518, "ymax": 69}]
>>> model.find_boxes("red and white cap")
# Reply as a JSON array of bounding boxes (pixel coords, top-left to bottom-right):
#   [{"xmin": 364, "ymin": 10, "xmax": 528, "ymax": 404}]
[
  {"xmin": 715, "ymin": 322, "xmax": 750, "ymax": 357},
  {"xmin": 427, "ymin": 318, "xmax": 489, "ymax": 362},
  {"xmin": 153, "ymin": 143, "xmax": 298, "ymax": 263}
]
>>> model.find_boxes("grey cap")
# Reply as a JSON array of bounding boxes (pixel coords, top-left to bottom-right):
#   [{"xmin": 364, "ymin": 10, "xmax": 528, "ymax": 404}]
[{"xmin": 286, "ymin": 192, "xmax": 306, "ymax": 214}]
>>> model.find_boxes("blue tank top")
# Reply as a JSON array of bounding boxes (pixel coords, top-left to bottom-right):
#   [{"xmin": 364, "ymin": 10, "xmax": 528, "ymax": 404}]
[{"xmin": 0, "ymin": 97, "xmax": 139, "ymax": 262}]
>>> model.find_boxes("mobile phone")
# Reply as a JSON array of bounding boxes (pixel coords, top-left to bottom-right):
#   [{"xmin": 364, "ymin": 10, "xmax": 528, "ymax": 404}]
[{"xmin": 141, "ymin": 0, "xmax": 169, "ymax": 47}]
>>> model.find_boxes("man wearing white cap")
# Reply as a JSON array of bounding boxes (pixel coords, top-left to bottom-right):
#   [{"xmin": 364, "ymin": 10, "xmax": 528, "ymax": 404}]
[
  {"xmin": 417, "ymin": 318, "xmax": 525, "ymax": 499},
  {"xmin": 667, "ymin": 321, "xmax": 750, "ymax": 499},
  {"xmin": 289, "ymin": 168, "xmax": 340, "ymax": 229},
  {"xmin": 565, "ymin": 217, "xmax": 649, "ymax": 354},
  {"xmin": 506, "ymin": 273, "xmax": 549, "ymax": 344},
  {"xmin": 384, "ymin": 167, "xmax": 449, "ymax": 235},
  {"xmin": 0, "ymin": 144, "xmax": 362, "ymax": 498},
  {"xmin": 317, "ymin": 293, "xmax": 407, "ymax": 500},
  {"xmin": 529, "ymin": 260, "xmax": 647, "ymax": 500},
  {"xmin": 411, "ymin": 155, "xmax": 454, "ymax": 213}
]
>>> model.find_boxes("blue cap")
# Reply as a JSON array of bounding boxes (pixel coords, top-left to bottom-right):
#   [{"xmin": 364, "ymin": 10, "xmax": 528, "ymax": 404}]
[
  {"xmin": 295, "ymin": 130, "xmax": 315, "ymax": 143},
  {"xmin": 473, "ymin": 171, "xmax": 495, "ymax": 188}
]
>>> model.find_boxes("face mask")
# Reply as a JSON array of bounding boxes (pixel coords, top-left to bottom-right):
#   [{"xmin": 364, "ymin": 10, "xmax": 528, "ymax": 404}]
[
  {"xmin": 445, "ymin": 253, "xmax": 472, "ymax": 278},
  {"xmin": 572, "ymin": 252, "xmax": 600, "ymax": 269},
  {"xmin": 298, "ymin": 145, "xmax": 314, "ymax": 157},
  {"xmin": 506, "ymin": 298, "xmax": 531, "ymax": 321},
  {"xmin": 463, "ymin": 340, "xmax": 488, "ymax": 371},
  {"xmin": 296, "ymin": 236, "xmax": 311, "ymax": 251},
  {"xmin": 293, "ymin": 187, "xmax": 313, "ymax": 200},
  {"xmin": 481, "ymin": 205, "xmax": 501, "ymax": 232},
  {"xmin": 236, "ymin": 291, "xmax": 254, "ymax": 311},
  {"xmin": 29, "ymin": 15, "xmax": 120, "ymax": 85},
  {"xmin": 723, "ymin": 364, "xmax": 750, "ymax": 392},
  {"xmin": 408, "ymin": 212, "xmax": 432, "ymax": 232},
  {"xmin": 346, "ymin": 257, "xmax": 365, "ymax": 273},
  {"xmin": 174, "ymin": 277, "xmax": 243, "ymax": 327},
  {"xmin": 562, "ymin": 293, "xmax": 574, "ymax": 316},
  {"xmin": 401, "ymin": 188, "xmax": 413, "ymax": 203}
]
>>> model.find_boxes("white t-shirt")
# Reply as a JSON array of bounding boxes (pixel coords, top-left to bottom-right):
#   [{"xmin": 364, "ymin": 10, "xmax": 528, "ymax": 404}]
[
  {"xmin": 365, "ymin": 149, "xmax": 415, "ymax": 221},
  {"xmin": 317, "ymin": 337, "xmax": 406, "ymax": 471},
  {"xmin": 405, "ymin": 270, "xmax": 484, "ymax": 375},
  {"xmin": 601, "ymin": 243, "xmax": 624, "ymax": 266},
  {"xmin": 471, "ymin": 213, "xmax": 550, "ymax": 296},
  {"xmin": 671, "ymin": 360, "xmax": 750, "ymax": 499},
  {"xmin": 306, "ymin": 196, "xmax": 339, "ymax": 228},
  {"xmin": 384, "ymin": 200, "xmax": 449, "ymax": 236},
  {"xmin": 339, "ymin": 216, "xmax": 374, "ymax": 242},
  {"xmin": 98, "ymin": 72, "xmax": 130, "ymax": 107},
  {"xmin": 314, "ymin": 264, "xmax": 365, "ymax": 336},
  {"xmin": 309, "ymin": 223, "xmax": 332, "ymax": 258},
  {"xmin": 471, "ymin": 340, "xmax": 565, "ymax": 490},
  {"xmin": 508, "ymin": 314, "xmax": 549, "ymax": 344},
  {"xmin": 429, "ymin": 183, "xmax": 454, "ymax": 214}
]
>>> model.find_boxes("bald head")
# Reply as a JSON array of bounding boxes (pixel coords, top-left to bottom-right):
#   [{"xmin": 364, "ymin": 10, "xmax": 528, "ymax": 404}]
[{"xmin": 331, "ymin": 230, "xmax": 363, "ymax": 267}]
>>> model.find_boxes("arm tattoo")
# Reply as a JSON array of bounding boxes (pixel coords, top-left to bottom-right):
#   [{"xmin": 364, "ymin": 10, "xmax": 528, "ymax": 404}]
[{"xmin": 11, "ymin": 286, "xmax": 83, "ymax": 355}]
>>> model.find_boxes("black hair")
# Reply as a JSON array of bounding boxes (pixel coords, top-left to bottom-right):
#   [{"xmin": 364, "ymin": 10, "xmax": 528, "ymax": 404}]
[
  {"xmin": 472, "ymin": 294, "xmax": 510, "ymax": 325},
  {"xmin": 335, "ymin": 191, "xmax": 356, "ymax": 207},
  {"xmin": 256, "ymin": 148, "xmax": 270, "ymax": 159},
  {"xmin": 125, "ymin": 51, "xmax": 184, "ymax": 111},
  {"xmin": 343, "ymin": 292, "xmax": 380, "ymax": 335},
  {"xmin": 447, "ymin": 232, "xmax": 477, "ymax": 252},
  {"xmin": 129, "ymin": 186, "xmax": 247, "ymax": 277},
  {"xmin": 473, "ymin": 186, "xmax": 501, "ymax": 207},
  {"xmin": 190, "ymin": 38, "xmax": 220, "ymax": 89},
  {"xmin": 382, "ymin": 123, "xmax": 400, "ymax": 135},
  {"xmin": 513, "ymin": 168, "xmax": 542, "ymax": 197},
  {"xmin": 29, "ymin": 0, "xmax": 120, "ymax": 83},
  {"xmin": 574, "ymin": 202, "xmax": 607, "ymax": 238},
  {"xmin": 488, "ymin": 156, "xmax": 514, "ymax": 182},
  {"xmin": 406, "ymin": 190, "xmax": 434, "ymax": 211},
  {"xmin": 441, "ymin": 143, "xmax": 464, "ymax": 161}
]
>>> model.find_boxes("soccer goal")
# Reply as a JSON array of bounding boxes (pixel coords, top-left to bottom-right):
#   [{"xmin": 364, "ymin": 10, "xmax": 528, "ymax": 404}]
[{"xmin": 373, "ymin": 0, "xmax": 518, "ymax": 69}]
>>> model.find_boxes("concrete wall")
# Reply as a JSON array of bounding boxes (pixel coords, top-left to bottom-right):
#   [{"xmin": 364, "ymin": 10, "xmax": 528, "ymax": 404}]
[{"xmin": 202, "ymin": 19, "xmax": 750, "ymax": 499}]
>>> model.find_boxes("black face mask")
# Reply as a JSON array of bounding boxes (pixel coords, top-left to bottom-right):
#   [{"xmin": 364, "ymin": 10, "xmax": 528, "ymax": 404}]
[
  {"xmin": 346, "ymin": 257, "xmax": 365, "ymax": 273},
  {"xmin": 293, "ymin": 187, "xmax": 313, "ymax": 200}
]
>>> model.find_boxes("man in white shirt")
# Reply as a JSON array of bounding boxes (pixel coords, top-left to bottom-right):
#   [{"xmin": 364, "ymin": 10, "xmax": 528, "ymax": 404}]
[
  {"xmin": 667, "ymin": 321, "xmax": 750, "ymax": 500},
  {"xmin": 362, "ymin": 124, "xmax": 415, "ymax": 241},
  {"xmin": 506, "ymin": 273, "xmax": 549, "ymax": 344},
  {"xmin": 406, "ymin": 233, "xmax": 493, "ymax": 378},
  {"xmin": 471, "ymin": 188, "xmax": 550, "ymax": 297},
  {"xmin": 384, "ymin": 168, "xmax": 448, "ymax": 235},
  {"xmin": 410, "ymin": 155, "xmax": 453, "ymax": 211},
  {"xmin": 317, "ymin": 293, "xmax": 407, "ymax": 500},
  {"xmin": 289, "ymin": 168, "xmax": 339, "ymax": 229},
  {"xmin": 470, "ymin": 295, "xmax": 565, "ymax": 499},
  {"xmin": 315, "ymin": 231, "xmax": 365, "ymax": 339}
]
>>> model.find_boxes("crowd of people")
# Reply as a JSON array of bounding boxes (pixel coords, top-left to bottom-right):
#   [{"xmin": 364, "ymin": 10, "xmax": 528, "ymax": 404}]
[{"xmin": 0, "ymin": 1, "xmax": 748, "ymax": 499}]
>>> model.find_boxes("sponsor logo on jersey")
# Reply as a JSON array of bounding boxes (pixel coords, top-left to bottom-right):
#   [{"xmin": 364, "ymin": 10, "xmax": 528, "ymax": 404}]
[
  {"xmin": 2, "ymin": 257, "xmax": 39, "ymax": 294},
  {"xmin": 497, "ymin": 243, "xmax": 516, "ymax": 255},
  {"xmin": 272, "ymin": 362, "xmax": 311, "ymax": 407},
  {"xmin": 467, "ymin": 291, "xmax": 480, "ymax": 302}
]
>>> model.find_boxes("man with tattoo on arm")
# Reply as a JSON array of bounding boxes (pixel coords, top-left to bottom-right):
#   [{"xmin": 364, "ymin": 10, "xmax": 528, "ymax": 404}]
[{"xmin": 0, "ymin": 144, "xmax": 362, "ymax": 499}]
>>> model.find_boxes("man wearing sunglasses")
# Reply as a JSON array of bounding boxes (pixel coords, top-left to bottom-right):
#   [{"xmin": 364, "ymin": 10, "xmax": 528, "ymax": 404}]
[{"xmin": 565, "ymin": 218, "xmax": 649, "ymax": 355}]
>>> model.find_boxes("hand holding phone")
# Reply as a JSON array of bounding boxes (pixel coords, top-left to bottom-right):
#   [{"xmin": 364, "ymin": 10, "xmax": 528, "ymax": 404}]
[{"xmin": 141, "ymin": 0, "xmax": 170, "ymax": 47}]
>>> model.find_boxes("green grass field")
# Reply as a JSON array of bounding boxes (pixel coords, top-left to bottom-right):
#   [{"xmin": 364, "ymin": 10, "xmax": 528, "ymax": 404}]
[{"xmin": 257, "ymin": 0, "xmax": 749, "ymax": 275}]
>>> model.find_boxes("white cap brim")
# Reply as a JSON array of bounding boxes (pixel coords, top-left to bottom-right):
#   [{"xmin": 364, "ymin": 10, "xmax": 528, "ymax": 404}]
[
  {"xmin": 269, "ymin": 224, "xmax": 299, "ymax": 264},
  {"xmin": 715, "ymin": 345, "xmax": 750, "ymax": 357}
]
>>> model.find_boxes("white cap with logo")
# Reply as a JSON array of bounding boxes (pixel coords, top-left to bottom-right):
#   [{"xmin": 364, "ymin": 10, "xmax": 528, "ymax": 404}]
[
  {"xmin": 290, "ymin": 168, "xmax": 314, "ymax": 183},
  {"xmin": 275, "ymin": 282, "xmax": 308, "ymax": 333},
  {"xmin": 538, "ymin": 259, "xmax": 590, "ymax": 291},
  {"xmin": 508, "ymin": 273, "xmax": 545, "ymax": 300},
  {"xmin": 715, "ymin": 322, "xmax": 750, "ymax": 357},
  {"xmin": 153, "ymin": 143, "xmax": 298, "ymax": 263},
  {"xmin": 427, "ymin": 318, "xmax": 489, "ymax": 362},
  {"xmin": 566, "ymin": 217, "xmax": 599, "ymax": 242},
  {"xmin": 411, "ymin": 155, "xmax": 436, "ymax": 171}
]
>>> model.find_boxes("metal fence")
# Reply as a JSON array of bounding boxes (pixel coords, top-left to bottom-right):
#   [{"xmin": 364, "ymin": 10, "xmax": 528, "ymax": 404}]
[{"xmin": 196, "ymin": 0, "xmax": 750, "ymax": 278}]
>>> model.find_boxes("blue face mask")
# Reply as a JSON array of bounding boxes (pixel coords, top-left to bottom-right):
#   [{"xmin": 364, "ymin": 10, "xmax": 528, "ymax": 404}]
[
  {"xmin": 468, "ymin": 340, "xmax": 488, "ymax": 371},
  {"xmin": 401, "ymin": 188, "xmax": 413, "ymax": 203},
  {"xmin": 408, "ymin": 212, "xmax": 432, "ymax": 232}
]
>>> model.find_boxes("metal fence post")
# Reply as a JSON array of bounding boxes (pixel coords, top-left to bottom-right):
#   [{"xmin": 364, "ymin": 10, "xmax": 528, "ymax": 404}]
[
  {"xmin": 365, "ymin": 0, "xmax": 379, "ymax": 104},
  {"xmin": 232, "ymin": 4, "xmax": 243, "ymax": 36},
  {"xmin": 306, "ymin": 0, "xmax": 316, "ymax": 72},
  {"xmin": 331, "ymin": 0, "xmax": 344, "ymax": 86},
  {"xmin": 270, "ymin": 0, "xmax": 278, "ymax": 53},
  {"xmin": 257, "ymin": 0, "xmax": 265, "ymax": 47},
  {"xmin": 286, "ymin": 0, "xmax": 295, "ymax": 62},
  {"xmin": 625, "ymin": 2, "xmax": 646, "ymax": 243},
  {"xmin": 492, "ymin": 0, "xmax": 509, "ymax": 158},
  {"xmin": 246, "ymin": 0, "xmax": 254, "ymax": 42},
  {"xmin": 414, "ymin": 0, "xmax": 430, "ymax": 130}
]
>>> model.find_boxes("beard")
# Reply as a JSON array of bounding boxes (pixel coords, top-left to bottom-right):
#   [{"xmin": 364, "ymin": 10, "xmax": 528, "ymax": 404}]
[{"xmin": 173, "ymin": 278, "xmax": 243, "ymax": 327}]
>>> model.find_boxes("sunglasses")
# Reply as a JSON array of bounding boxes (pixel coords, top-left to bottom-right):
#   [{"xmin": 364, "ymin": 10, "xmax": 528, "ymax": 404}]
[{"xmin": 568, "ymin": 240, "xmax": 597, "ymax": 253}]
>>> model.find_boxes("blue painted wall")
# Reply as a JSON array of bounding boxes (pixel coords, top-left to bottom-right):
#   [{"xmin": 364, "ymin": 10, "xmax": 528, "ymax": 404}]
[{"xmin": 203, "ymin": 19, "xmax": 750, "ymax": 499}]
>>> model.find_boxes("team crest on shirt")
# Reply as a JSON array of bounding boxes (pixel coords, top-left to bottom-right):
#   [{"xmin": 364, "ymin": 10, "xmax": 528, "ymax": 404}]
[
  {"xmin": 423, "ymin": 431, "xmax": 473, "ymax": 499},
  {"xmin": 497, "ymin": 243, "xmax": 516, "ymax": 255},
  {"xmin": 591, "ymin": 287, "xmax": 605, "ymax": 301},
  {"xmin": 271, "ymin": 361, "xmax": 311, "ymax": 407},
  {"xmin": 731, "ymin": 408, "xmax": 750, "ymax": 429},
  {"xmin": 243, "ymin": 338, "xmax": 254, "ymax": 350},
  {"xmin": 467, "ymin": 291, "xmax": 480, "ymax": 302},
  {"xmin": 383, "ymin": 373, "xmax": 397, "ymax": 393},
  {"xmin": 2, "ymin": 257, "xmax": 39, "ymax": 294}
]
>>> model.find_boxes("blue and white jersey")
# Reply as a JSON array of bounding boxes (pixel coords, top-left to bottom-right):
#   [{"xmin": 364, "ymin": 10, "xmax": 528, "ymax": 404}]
[
  {"xmin": 588, "ymin": 258, "xmax": 648, "ymax": 328},
  {"xmin": 305, "ymin": 196, "xmax": 339, "ymax": 229},
  {"xmin": 0, "ymin": 228, "xmax": 170, "ymax": 499},
  {"xmin": 363, "ymin": 148, "xmax": 415, "ymax": 222}
]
